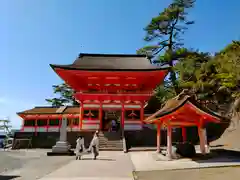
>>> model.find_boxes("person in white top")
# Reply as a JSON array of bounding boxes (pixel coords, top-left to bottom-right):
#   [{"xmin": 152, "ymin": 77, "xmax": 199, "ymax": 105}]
[
  {"xmin": 88, "ymin": 130, "xmax": 100, "ymax": 160},
  {"xmin": 75, "ymin": 135, "xmax": 85, "ymax": 160}
]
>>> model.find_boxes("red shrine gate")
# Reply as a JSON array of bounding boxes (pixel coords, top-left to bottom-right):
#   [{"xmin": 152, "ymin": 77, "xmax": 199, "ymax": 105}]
[{"xmin": 50, "ymin": 54, "xmax": 168, "ymax": 131}]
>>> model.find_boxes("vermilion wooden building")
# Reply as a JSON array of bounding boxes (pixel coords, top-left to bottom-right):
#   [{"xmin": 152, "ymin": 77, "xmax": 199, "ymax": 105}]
[
  {"xmin": 16, "ymin": 53, "xmax": 225, "ymax": 151},
  {"xmin": 144, "ymin": 94, "xmax": 222, "ymax": 158},
  {"xmin": 49, "ymin": 53, "xmax": 168, "ymax": 132},
  {"xmin": 17, "ymin": 106, "xmax": 81, "ymax": 133},
  {"xmin": 16, "ymin": 54, "xmax": 169, "ymax": 149}
]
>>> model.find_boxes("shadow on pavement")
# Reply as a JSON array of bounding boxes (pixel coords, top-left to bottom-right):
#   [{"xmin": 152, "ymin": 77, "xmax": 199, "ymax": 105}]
[
  {"xmin": 0, "ymin": 175, "xmax": 20, "ymax": 180},
  {"xmin": 192, "ymin": 149, "xmax": 240, "ymax": 163},
  {"xmin": 79, "ymin": 157, "xmax": 116, "ymax": 161},
  {"xmin": 210, "ymin": 144, "xmax": 224, "ymax": 148}
]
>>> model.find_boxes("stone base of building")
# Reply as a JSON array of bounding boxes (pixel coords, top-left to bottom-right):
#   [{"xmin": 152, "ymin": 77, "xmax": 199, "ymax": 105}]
[
  {"xmin": 47, "ymin": 141, "xmax": 74, "ymax": 156},
  {"xmin": 13, "ymin": 125, "xmax": 226, "ymax": 150},
  {"xmin": 52, "ymin": 141, "xmax": 70, "ymax": 152}
]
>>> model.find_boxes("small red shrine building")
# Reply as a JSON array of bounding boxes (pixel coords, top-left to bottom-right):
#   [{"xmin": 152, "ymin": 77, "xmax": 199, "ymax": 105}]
[
  {"xmin": 48, "ymin": 53, "xmax": 168, "ymax": 132},
  {"xmin": 144, "ymin": 94, "xmax": 222, "ymax": 157}
]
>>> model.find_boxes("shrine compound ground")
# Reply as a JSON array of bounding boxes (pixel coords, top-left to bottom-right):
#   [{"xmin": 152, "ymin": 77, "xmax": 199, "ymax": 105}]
[{"xmin": 1, "ymin": 149, "xmax": 240, "ymax": 180}]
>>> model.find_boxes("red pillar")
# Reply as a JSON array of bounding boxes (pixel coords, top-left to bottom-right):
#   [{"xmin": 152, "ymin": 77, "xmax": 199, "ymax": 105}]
[
  {"xmin": 70, "ymin": 116, "xmax": 73, "ymax": 131},
  {"xmin": 46, "ymin": 116, "xmax": 49, "ymax": 132},
  {"xmin": 35, "ymin": 116, "xmax": 38, "ymax": 136},
  {"xmin": 198, "ymin": 118, "xmax": 206, "ymax": 154},
  {"xmin": 140, "ymin": 102, "xmax": 144, "ymax": 127},
  {"xmin": 79, "ymin": 103, "xmax": 83, "ymax": 130},
  {"xmin": 99, "ymin": 101, "xmax": 103, "ymax": 130},
  {"xmin": 58, "ymin": 116, "xmax": 61, "ymax": 132},
  {"xmin": 167, "ymin": 125, "xmax": 172, "ymax": 158},
  {"xmin": 121, "ymin": 102, "xmax": 125, "ymax": 129},
  {"xmin": 157, "ymin": 122, "xmax": 161, "ymax": 153},
  {"xmin": 182, "ymin": 127, "xmax": 187, "ymax": 142}
]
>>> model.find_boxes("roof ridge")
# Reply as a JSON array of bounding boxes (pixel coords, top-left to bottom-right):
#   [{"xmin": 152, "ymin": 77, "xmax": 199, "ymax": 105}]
[
  {"xmin": 78, "ymin": 53, "xmax": 147, "ymax": 58},
  {"xmin": 56, "ymin": 106, "xmax": 67, "ymax": 113},
  {"xmin": 33, "ymin": 105, "xmax": 80, "ymax": 108}
]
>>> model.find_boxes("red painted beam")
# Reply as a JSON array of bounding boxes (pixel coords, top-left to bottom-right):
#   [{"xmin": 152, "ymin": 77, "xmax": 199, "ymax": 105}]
[
  {"xmin": 23, "ymin": 114, "xmax": 79, "ymax": 119},
  {"xmin": 75, "ymin": 93, "xmax": 152, "ymax": 102}
]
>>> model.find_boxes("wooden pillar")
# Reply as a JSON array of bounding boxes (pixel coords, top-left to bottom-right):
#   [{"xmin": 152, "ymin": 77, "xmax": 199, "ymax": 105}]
[
  {"xmin": 157, "ymin": 122, "xmax": 161, "ymax": 153},
  {"xmin": 121, "ymin": 102, "xmax": 125, "ymax": 129},
  {"xmin": 70, "ymin": 116, "xmax": 73, "ymax": 131},
  {"xmin": 99, "ymin": 101, "xmax": 103, "ymax": 130},
  {"xmin": 198, "ymin": 119, "xmax": 206, "ymax": 155},
  {"xmin": 35, "ymin": 116, "xmax": 38, "ymax": 136},
  {"xmin": 203, "ymin": 128, "xmax": 209, "ymax": 153},
  {"xmin": 182, "ymin": 127, "xmax": 187, "ymax": 142},
  {"xmin": 140, "ymin": 102, "xmax": 144, "ymax": 127},
  {"xmin": 46, "ymin": 116, "xmax": 49, "ymax": 132},
  {"xmin": 79, "ymin": 102, "xmax": 83, "ymax": 130},
  {"xmin": 167, "ymin": 125, "xmax": 172, "ymax": 158}
]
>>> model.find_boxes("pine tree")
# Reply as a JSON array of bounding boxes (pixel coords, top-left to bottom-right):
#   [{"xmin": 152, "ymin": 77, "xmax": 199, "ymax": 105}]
[
  {"xmin": 138, "ymin": 0, "xmax": 195, "ymax": 93},
  {"xmin": 46, "ymin": 83, "xmax": 79, "ymax": 106}
]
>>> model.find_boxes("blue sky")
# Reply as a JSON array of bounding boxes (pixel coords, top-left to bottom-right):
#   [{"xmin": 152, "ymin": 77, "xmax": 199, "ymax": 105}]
[{"xmin": 0, "ymin": 0, "xmax": 239, "ymax": 129}]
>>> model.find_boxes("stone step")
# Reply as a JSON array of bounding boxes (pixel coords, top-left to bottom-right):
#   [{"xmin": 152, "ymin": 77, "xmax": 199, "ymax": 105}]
[
  {"xmin": 98, "ymin": 131, "xmax": 124, "ymax": 150},
  {"xmin": 99, "ymin": 140, "xmax": 123, "ymax": 143},
  {"xmin": 99, "ymin": 146, "xmax": 123, "ymax": 149},
  {"xmin": 100, "ymin": 141, "xmax": 123, "ymax": 144},
  {"xmin": 100, "ymin": 143, "xmax": 123, "ymax": 146},
  {"xmin": 99, "ymin": 147, "xmax": 123, "ymax": 151},
  {"xmin": 99, "ymin": 143, "xmax": 123, "ymax": 146}
]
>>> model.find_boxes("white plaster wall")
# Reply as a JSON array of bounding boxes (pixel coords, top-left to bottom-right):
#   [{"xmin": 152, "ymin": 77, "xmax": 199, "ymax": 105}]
[
  {"xmin": 82, "ymin": 124, "xmax": 100, "ymax": 130},
  {"xmin": 23, "ymin": 127, "xmax": 35, "ymax": 132}
]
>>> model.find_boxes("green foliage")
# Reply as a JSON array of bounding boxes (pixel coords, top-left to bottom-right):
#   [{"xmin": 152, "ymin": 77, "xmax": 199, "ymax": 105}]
[
  {"xmin": 155, "ymin": 83, "xmax": 176, "ymax": 104},
  {"xmin": 212, "ymin": 41, "xmax": 240, "ymax": 98},
  {"xmin": 172, "ymin": 41, "xmax": 240, "ymax": 115},
  {"xmin": 46, "ymin": 83, "xmax": 79, "ymax": 106},
  {"xmin": 138, "ymin": 0, "xmax": 196, "ymax": 96},
  {"xmin": 138, "ymin": 0, "xmax": 195, "ymax": 59}
]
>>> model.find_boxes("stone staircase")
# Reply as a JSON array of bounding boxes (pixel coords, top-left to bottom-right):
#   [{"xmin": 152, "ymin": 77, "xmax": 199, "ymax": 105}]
[{"xmin": 98, "ymin": 131, "xmax": 124, "ymax": 151}]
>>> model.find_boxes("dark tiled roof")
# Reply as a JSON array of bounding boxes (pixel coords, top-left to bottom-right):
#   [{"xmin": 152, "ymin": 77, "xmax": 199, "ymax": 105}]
[
  {"xmin": 50, "ymin": 53, "xmax": 169, "ymax": 71},
  {"xmin": 17, "ymin": 106, "xmax": 80, "ymax": 115},
  {"xmin": 145, "ymin": 95, "xmax": 223, "ymax": 123}
]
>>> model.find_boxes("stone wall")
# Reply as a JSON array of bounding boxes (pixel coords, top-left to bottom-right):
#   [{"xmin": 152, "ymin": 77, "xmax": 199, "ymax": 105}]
[
  {"xmin": 13, "ymin": 131, "xmax": 95, "ymax": 149},
  {"xmin": 13, "ymin": 122, "xmax": 228, "ymax": 149}
]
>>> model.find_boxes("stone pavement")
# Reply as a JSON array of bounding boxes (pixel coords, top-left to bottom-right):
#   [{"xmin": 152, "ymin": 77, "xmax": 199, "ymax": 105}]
[
  {"xmin": 39, "ymin": 151, "xmax": 134, "ymax": 180},
  {"xmin": 1, "ymin": 150, "xmax": 72, "ymax": 180},
  {"xmin": 2, "ymin": 149, "xmax": 240, "ymax": 179},
  {"xmin": 129, "ymin": 151, "xmax": 240, "ymax": 171}
]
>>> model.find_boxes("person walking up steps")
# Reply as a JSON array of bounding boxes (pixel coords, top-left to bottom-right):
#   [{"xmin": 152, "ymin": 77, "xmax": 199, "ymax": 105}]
[{"xmin": 88, "ymin": 130, "xmax": 100, "ymax": 160}]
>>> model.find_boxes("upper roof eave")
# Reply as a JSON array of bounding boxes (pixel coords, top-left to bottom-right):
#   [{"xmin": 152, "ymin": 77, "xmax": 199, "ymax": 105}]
[{"xmin": 50, "ymin": 64, "xmax": 170, "ymax": 72}]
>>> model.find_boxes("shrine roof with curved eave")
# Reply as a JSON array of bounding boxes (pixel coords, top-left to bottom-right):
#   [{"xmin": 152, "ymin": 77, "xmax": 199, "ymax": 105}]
[
  {"xmin": 50, "ymin": 53, "xmax": 170, "ymax": 71},
  {"xmin": 144, "ymin": 95, "xmax": 224, "ymax": 124},
  {"xmin": 17, "ymin": 106, "xmax": 80, "ymax": 115}
]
